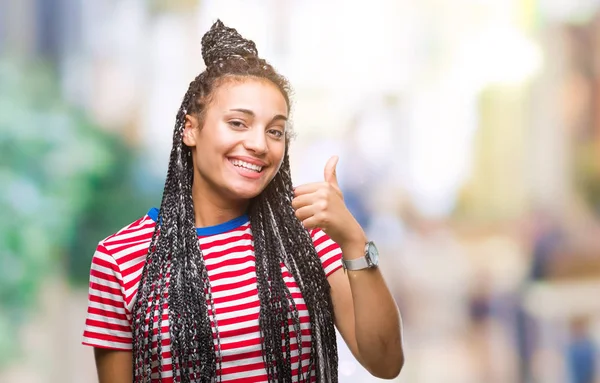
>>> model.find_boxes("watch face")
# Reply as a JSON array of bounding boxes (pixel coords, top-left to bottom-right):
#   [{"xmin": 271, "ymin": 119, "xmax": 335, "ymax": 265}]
[{"xmin": 367, "ymin": 242, "xmax": 379, "ymax": 266}]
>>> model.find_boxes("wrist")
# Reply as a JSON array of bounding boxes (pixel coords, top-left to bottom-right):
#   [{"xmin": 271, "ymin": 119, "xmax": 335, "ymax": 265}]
[{"xmin": 339, "ymin": 229, "xmax": 368, "ymax": 260}]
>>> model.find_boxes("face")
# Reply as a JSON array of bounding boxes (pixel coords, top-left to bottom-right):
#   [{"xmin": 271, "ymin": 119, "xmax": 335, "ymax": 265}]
[{"xmin": 183, "ymin": 78, "xmax": 288, "ymax": 204}]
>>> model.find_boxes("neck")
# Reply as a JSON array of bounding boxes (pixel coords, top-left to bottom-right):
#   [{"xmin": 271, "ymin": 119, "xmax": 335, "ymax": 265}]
[{"xmin": 191, "ymin": 178, "xmax": 249, "ymax": 228}]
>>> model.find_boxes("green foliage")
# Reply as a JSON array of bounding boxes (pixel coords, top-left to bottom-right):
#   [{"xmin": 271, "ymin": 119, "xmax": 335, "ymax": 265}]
[{"xmin": 0, "ymin": 57, "xmax": 159, "ymax": 366}]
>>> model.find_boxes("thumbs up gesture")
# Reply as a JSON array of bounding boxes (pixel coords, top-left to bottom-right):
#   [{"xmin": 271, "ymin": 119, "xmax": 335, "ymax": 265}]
[{"xmin": 292, "ymin": 156, "xmax": 365, "ymax": 248}]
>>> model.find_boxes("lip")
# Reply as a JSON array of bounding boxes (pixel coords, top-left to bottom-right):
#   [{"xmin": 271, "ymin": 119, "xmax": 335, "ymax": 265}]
[{"xmin": 227, "ymin": 156, "xmax": 268, "ymax": 167}]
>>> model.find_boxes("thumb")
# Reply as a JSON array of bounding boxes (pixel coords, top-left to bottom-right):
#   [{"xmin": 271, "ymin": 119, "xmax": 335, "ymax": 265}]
[{"xmin": 324, "ymin": 155, "xmax": 339, "ymax": 186}]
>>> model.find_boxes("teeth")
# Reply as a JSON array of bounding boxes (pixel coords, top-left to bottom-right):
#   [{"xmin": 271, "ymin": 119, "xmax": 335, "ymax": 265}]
[{"xmin": 231, "ymin": 159, "xmax": 263, "ymax": 172}]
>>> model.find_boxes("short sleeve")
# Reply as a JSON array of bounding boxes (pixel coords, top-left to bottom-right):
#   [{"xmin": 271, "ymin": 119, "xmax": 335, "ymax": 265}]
[
  {"xmin": 82, "ymin": 243, "xmax": 132, "ymax": 350},
  {"xmin": 310, "ymin": 229, "xmax": 343, "ymax": 277}
]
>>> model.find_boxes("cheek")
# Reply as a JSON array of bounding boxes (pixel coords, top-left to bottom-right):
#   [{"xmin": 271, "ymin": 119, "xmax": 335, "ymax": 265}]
[
  {"xmin": 271, "ymin": 144, "xmax": 286, "ymax": 169},
  {"xmin": 194, "ymin": 137, "xmax": 223, "ymax": 163},
  {"xmin": 191, "ymin": 145, "xmax": 218, "ymax": 176}
]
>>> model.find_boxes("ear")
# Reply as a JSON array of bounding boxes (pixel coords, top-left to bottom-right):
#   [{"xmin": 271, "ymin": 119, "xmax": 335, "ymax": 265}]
[{"xmin": 183, "ymin": 114, "xmax": 199, "ymax": 147}]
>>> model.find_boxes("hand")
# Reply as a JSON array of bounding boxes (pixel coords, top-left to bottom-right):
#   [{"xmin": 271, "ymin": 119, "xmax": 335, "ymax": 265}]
[{"xmin": 292, "ymin": 156, "xmax": 366, "ymax": 248}]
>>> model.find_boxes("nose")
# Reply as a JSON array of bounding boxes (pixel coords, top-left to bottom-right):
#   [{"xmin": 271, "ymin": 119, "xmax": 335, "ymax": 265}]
[{"xmin": 243, "ymin": 128, "xmax": 268, "ymax": 155}]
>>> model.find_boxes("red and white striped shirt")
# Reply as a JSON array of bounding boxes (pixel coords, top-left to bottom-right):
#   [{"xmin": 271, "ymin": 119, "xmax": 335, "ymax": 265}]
[{"xmin": 82, "ymin": 208, "xmax": 343, "ymax": 382}]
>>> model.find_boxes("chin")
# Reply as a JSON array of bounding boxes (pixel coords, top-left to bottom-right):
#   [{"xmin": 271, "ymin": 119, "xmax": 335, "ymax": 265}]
[{"xmin": 227, "ymin": 183, "xmax": 268, "ymax": 201}]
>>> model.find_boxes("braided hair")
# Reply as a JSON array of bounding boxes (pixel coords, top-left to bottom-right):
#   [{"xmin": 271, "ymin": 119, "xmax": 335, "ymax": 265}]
[{"xmin": 131, "ymin": 20, "xmax": 338, "ymax": 383}]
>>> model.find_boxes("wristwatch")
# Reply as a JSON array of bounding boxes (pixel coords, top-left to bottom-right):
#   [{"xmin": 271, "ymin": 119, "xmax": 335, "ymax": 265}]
[{"xmin": 341, "ymin": 241, "xmax": 379, "ymax": 271}]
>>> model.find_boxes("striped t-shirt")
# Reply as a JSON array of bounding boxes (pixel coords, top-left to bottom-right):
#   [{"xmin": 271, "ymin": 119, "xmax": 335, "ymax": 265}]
[{"xmin": 82, "ymin": 208, "xmax": 343, "ymax": 382}]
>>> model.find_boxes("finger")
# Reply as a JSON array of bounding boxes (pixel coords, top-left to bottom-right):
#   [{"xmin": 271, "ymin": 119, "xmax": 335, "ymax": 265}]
[
  {"xmin": 294, "ymin": 182, "xmax": 328, "ymax": 197},
  {"xmin": 324, "ymin": 156, "xmax": 339, "ymax": 186},
  {"xmin": 294, "ymin": 205, "xmax": 320, "ymax": 223},
  {"xmin": 301, "ymin": 215, "xmax": 328, "ymax": 230},
  {"xmin": 291, "ymin": 193, "xmax": 319, "ymax": 211}
]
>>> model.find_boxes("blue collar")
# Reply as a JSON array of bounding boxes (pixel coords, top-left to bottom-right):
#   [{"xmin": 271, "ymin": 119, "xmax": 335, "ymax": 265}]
[{"xmin": 147, "ymin": 207, "xmax": 249, "ymax": 236}]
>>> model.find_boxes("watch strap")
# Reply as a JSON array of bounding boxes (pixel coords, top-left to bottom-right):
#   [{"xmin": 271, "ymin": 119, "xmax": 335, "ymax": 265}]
[
  {"xmin": 341, "ymin": 242, "xmax": 373, "ymax": 271},
  {"xmin": 341, "ymin": 256, "xmax": 370, "ymax": 271}
]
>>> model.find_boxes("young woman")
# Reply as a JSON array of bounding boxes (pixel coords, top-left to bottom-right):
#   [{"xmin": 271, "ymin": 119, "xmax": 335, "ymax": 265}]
[{"xmin": 82, "ymin": 20, "xmax": 404, "ymax": 383}]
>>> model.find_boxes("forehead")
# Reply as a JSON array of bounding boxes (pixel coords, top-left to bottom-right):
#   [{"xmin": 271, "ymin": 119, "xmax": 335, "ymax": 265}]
[{"xmin": 210, "ymin": 78, "xmax": 288, "ymax": 116}]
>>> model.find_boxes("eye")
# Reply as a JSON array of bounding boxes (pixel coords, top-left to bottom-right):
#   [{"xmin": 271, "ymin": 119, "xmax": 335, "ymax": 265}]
[
  {"xmin": 228, "ymin": 120, "xmax": 247, "ymax": 129},
  {"xmin": 267, "ymin": 128, "xmax": 285, "ymax": 140}
]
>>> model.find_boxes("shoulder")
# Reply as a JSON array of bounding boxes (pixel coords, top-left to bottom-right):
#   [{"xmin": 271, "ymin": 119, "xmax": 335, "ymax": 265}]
[
  {"xmin": 99, "ymin": 209, "xmax": 157, "ymax": 251},
  {"xmin": 94, "ymin": 208, "xmax": 158, "ymax": 268}
]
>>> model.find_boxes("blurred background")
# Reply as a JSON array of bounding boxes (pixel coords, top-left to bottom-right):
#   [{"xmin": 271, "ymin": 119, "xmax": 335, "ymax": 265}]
[{"xmin": 1, "ymin": 0, "xmax": 600, "ymax": 382}]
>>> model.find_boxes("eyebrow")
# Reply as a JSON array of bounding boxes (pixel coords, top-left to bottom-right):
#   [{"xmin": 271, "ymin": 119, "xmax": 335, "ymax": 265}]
[{"xmin": 229, "ymin": 108, "xmax": 288, "ymax": 122}]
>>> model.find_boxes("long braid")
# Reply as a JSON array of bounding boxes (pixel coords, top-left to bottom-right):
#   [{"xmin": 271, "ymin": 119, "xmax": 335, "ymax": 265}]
[
  {"xmin": 262, "ymin": 195, "xmax": 305, "ymax": 382},
  {"xmin": 250, "ymin": 197, "xmax": 296, "ymax": 382},
  {"xmin": 132, "ymin": 20, "xmax": 339, "ymax": 382},
  {"xmin": 168, "ymin": 77, "xmax": 221, "ymax": 383},
  {"xmin": 132, "ymin": 74, "xmax": 221, "ymax": 382},
  {"xmin": 255, "ymin": 155, "xmax": 339, "ymax": 382}
]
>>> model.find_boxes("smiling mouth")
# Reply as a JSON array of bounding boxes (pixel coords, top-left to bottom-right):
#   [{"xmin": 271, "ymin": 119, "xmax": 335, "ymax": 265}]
[{"xmin": 229, "ymin": 159, "xmax": 264, "ymax": 173}]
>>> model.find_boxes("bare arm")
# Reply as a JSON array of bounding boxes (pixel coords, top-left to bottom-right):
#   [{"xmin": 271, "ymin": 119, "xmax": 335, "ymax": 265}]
[
  {"xmin": 329, "ymin": 237, "xmax": 404, "ymax": 379},
  {"xmin": 94, "ymin": 348, "xmax": 133, "ymax": 383},
  {"xmin": 293, "ymin": 156, "xmax": 404, "ymax": 378}
]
